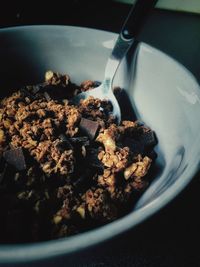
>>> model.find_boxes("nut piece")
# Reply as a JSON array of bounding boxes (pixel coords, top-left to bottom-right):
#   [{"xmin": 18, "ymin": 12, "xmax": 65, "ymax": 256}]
[
  {"xmin": 76, "ymin": 205, "xmax": 86, "ymax": 219},
  {"xmin": 96, "ymin": 124, "xmax": 120, "ymax": 152},
  {"xmin": 45, "ymin": 70, "xmax": 54, "ymax": 81},
  {"xmin": 139, "ymin": 130, "xmax": 157, "ymax": 147},
  {"xmin": 53, "ymin": 215, "xmax": 62, "ymax": 225},
  {"xmin": 124, "ymin": 156, "xmax": 152, "ymax": 180},
  {"xmin": 3, "ymin": 147, "xmax": 27, "ymax": 171}
]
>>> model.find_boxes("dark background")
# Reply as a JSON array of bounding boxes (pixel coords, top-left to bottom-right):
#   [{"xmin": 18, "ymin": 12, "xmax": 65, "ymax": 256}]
[{"xmin": 1, "ymin": 1, "xmax": 200, "ymax": 266}]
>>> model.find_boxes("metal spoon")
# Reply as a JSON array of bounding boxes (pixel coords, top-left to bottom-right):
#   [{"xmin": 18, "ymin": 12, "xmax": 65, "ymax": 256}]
[{"xmin": 73, "ymin": 0, "xmax": 158, "ymax": 123}]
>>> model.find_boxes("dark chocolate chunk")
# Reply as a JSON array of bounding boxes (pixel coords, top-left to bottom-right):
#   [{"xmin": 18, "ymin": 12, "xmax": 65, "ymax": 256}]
[
  {"xmin": 25, "ymin": 82, "xmax": 47, "ymax": 95},
  {"xmin": 59, "ymin": 134, "xmax": 68, "ymax": 142},
  {"xmin": 148, "ymin": 150, "xmax": 157, "ymax": 160},
  {"xmin": 93, "ymin": 81, "xmax": 101, "ymax": 87},
  {"xmin": 86, "ymin": 148, "xmax": 104, "ymax": 170},
  {"xmin": 69, "ymin": 136, "xmax": 89, "ymax": 146},
  {"xmin": 32, "ymin": 82, "xmax": 48, "ymax": 94},
  {"xmin": 79, "ymin": 118, "xmax": 99, "ymax": 140},
  {"xmin": 31, "ymin": 85, "xmax": 41, "ymax": 94},
  {"xmin": 3, "ymin": 148, "xmax": 27, "ymax": 171},
  {"xmin": 58, "ymin": 134, "xmax": 73, "ymax": 150},
  {"xmin": 43, "ymin": 83, "xmax": 71, "ymax": 100},
  {"xmin": 20, "ymin": 87, "xmax": 34, "ymax": 98},
  {"xmin": 44, "ymin": 91, "xmax": 51, "ymax": 101},
  {"xmin": 139, "ymin": 131, "xmax": 157, "ymax": 147},
  {"xmin": 123, "ymin": 137, "xmax": 145, "ymax": 156}
]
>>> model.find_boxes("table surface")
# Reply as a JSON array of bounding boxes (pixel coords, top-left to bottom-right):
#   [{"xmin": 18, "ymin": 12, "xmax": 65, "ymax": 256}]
[{"xmin": 1, "ymin": 1, "xmax": 200, "ymax": 266}]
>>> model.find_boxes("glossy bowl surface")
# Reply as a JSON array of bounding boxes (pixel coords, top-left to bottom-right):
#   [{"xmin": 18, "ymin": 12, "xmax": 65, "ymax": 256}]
[{"xmin": 0, "ymin": 25, "xmax": 200, "ymax": 264}]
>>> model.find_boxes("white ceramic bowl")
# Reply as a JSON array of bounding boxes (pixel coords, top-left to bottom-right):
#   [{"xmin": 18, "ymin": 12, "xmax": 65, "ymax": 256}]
[{"xmin": 0, "ymin": 25, "xmax": 200, "ymax": 264}]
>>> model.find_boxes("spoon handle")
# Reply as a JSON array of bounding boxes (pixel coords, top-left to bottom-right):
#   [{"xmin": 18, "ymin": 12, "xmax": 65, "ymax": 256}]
[
  {"xmin": 121, "ymin": 0, "xmax": 158, "ymax": 40},
  {"xmin": 105, "ymin": 0, "xmax": 158, "ymax": 80}
]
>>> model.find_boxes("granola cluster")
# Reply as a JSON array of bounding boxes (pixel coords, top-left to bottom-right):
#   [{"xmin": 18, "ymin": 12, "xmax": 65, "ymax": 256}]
[{"xmin": 0, "ymin": 71, "xmax": 157, "ymax": 243}]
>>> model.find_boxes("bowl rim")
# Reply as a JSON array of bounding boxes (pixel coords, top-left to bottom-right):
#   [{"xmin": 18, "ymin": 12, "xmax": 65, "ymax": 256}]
[{"xmin": 0, "ymin": 24, "xmax": 200, "ymax": 264}]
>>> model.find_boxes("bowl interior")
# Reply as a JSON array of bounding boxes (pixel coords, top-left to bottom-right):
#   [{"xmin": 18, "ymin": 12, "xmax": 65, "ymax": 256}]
[
  {"xmin": 122, "ymin": 43, "xmax": 200, "ymax": 208},
  {"xmin": 0, "ymin": 26, "xmax": 200, "ymax": 262}
]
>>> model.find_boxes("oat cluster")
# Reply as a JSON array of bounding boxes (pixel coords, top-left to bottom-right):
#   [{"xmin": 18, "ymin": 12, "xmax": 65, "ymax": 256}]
[{"xmin": 0, "ymin": 71, "xmax": 156, "ymax": 243}]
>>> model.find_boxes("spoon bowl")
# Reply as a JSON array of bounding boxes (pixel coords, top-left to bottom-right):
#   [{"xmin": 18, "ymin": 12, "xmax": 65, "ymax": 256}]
[{"xmin": 73, "ymin": 79, "xmax": 121, "ymax": 123}]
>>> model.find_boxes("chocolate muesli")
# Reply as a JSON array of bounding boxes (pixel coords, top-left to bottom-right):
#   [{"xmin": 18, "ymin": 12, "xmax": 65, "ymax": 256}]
[{"xmin": 0, "ymin": 71, "xmax": 157, "ymax": 243}]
